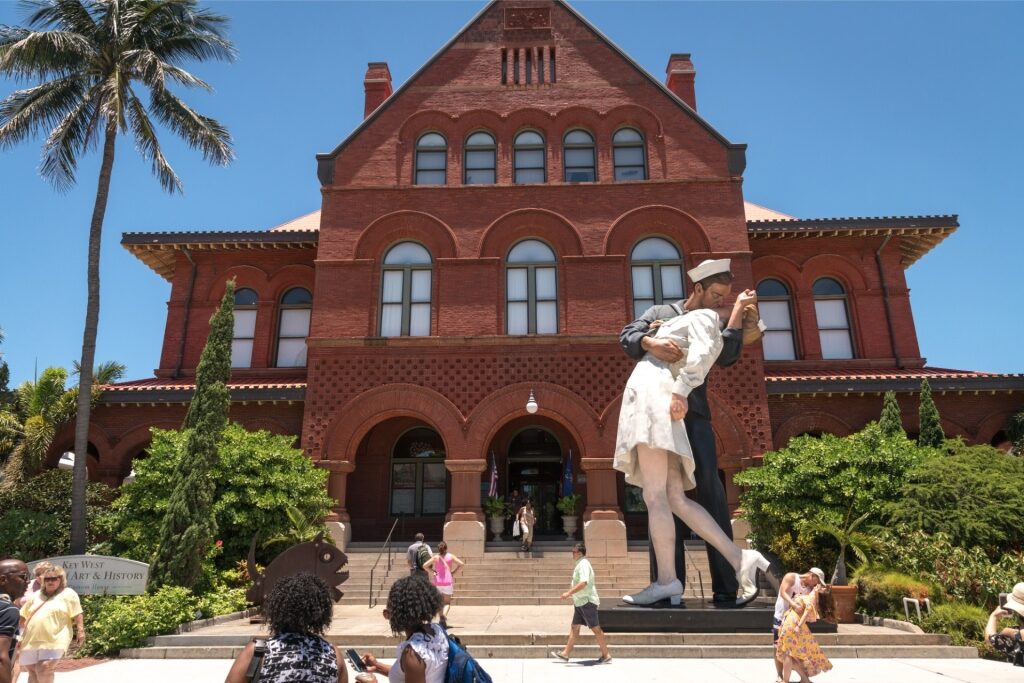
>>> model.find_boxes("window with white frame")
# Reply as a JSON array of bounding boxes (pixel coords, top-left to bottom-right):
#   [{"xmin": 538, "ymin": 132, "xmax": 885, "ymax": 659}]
[
  {"xmin": 514, "ymin": 130, "xmax": 546, "ymax": 184},
  {"xmin": 414, "ymin": 132, "xmax": 447, "ymax": 185},
  {"xmin": 756, "ymin": 278, "xmax": 797, "ymax": 360},
  {"xmin": 813, "ymin": 277, "xmax": 854, "ymax": 359},
  {"xmin": 506, "ymin": 239, "xmax": 557, "ymax": 335},
  {"xmin": 613, "ymin": 127, "xmax": 647, "ymax": 181},
  {"xmin": 464, "ymin": 131, "xmax": 496, "ymax": 185},
  {"xmin": 380, "ymin": 242, "xmax": 432, "ymax": 337},
  {"xmin": 563, "ymin": 129, "xmax": 595, "ymax": 182},
  {"xmin": 275, "ymin": 287, "xmax": 312, "ymax": 368},
  {"xmin": 630, "ymin": 237, "xmax": 684, "ymax": 318},
  {"xmin": 389, "ymin": 427, "xmax": 447, "ymax": 516},
  {"xmin": 231, "ymin": 287, "xmax": 258, "ymax": 368}
]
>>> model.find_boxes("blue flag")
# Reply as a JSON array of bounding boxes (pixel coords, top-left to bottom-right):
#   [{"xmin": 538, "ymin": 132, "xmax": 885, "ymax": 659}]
[{"xmin": 561, "ymin": 449, "xmax": 573, "ymax": 496}]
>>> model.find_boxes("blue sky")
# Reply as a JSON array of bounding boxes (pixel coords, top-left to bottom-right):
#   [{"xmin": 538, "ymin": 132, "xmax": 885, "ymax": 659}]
[{"xmin": 1, "ymin": 1, "xmax": 1022, "ymax": 387}]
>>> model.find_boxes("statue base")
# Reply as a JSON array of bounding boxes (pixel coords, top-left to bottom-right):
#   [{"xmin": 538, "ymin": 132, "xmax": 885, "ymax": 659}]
[{"xmin": 598, "ymin": 599, "xmax": 839, "ymax": 633}]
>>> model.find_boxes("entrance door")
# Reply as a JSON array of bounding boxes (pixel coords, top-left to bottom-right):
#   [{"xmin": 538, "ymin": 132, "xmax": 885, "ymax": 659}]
[{"xmin": 508, "ymin": 428, "xmax": 563, "ymax": 536}]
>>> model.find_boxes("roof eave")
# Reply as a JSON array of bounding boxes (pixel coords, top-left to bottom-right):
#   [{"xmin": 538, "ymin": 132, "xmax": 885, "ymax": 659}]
[{"xmin": 766, "ymin": 375, "xmax": 1024, "ymax": 396}]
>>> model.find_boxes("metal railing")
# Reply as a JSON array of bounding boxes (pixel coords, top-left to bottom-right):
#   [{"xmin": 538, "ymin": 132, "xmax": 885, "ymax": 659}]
[{"xmin": 368, "ymin": 517, "xmax": 402, "ymax": 608}]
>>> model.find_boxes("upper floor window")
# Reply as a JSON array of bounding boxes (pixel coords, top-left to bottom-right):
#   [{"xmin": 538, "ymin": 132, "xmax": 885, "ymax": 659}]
[
  {"xmin": 506, "ymin": 239, "xmax": 557, "ymax": 335},
  {"xmin": 464, "ymin": 131, "xmax": 496, "ymax": 185},
  {"xmin": 756, "ymin": 278, "xmax": 797, "ymax": 360},
  {"xmin": 514, "ymin": 130, "xmax": 546, "ymax": 184},
  {"xmin": 630, "ymin": 237, "xmax": 684, "ymax": 318},
  {"xmin": 613, "ymin": 128, "xmax": 647, "ymax": 181},
  {"xmin": 563, "ymin": 129, "xmax": 595, "ymax": 182},
  {"xmin": 276, "ymin": 287, "xmax": 312, "ymax": 367},
  {"xmin": 813, "ymin": 277, "xmax": 854, "ymax": 359},
  {"xmin": 231, "ymin": 287, "xmax": 258, "ymax": 368},
  {"xmin": 414, "ymin": 132, "xmax": 447, "ymax": 185},
  {"xmin": 380, "ymin": 242, "xmax": 432, "ymax": 337}
]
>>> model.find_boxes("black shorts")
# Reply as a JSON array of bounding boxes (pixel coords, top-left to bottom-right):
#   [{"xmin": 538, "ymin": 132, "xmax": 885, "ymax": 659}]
[
  {"xmin": 772, "ymin": 617, "xmax": 782, "ymax": 643},
  {"xmin": 572, "ymin": 602, "xmax": 600, "ymax": 629}
]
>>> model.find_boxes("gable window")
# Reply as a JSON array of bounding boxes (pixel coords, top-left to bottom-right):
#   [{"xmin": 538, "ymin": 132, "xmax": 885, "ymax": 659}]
[
  {"xmin": 613, "ymin": 128, "xmax": 647, "ymax": 181},
  {"xmin": 380, "ymin": 242, "xmax": 432, "ymax": 337},
  {"xmin": 630, "ymin": 237, "xmax": 684, "ymax": 318},
  {"xmin": 414, "ymin": 132, "xmax": 447, "ymax": 185},
  {"xmin": 390, "ymin": 427, "xmax": 447, "ymax": 516},
  {"xmin": 276, "ymin": 287, "xmax": 312, "ymax": 367},
  {"xmin": 464, "ymin": 131, "xmax": 496, "ymax": 185},
  {"xmin": 813, "ymin": 277, "xmax": 854, "ymax": 359},
  {"xmin": 231, "ymin": 287, "xmax": 258, "ymax": 368},
  {"xmin": 506, "ymin": 239, "xmax": 557, "ymax": 335},
  {"xmin": 563, "ymin": 129, "xmax": 595, "ymax": 182},
  {"xmin": 756, "ymin": 278, "xmax": 797, "ymax": 360},
  {"xmin": 514, "ymin": 130, "xmax": 546, "ymax": 184}
]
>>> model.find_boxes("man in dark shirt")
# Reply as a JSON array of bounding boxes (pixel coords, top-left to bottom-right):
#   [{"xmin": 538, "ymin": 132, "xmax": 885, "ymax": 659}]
[
  {"xmin": 619, "ymin": 261, "xmax": 747, "ymax": 604},
  {"xmin": 0, "ymin": 558, "xmax": 30, "ymax": 683}
]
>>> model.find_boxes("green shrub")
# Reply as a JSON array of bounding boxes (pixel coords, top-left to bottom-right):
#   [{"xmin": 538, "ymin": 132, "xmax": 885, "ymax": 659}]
[
  {"xmin": 854, "ymin": 567, "xmax": 943, "ymax": 618},
  {"xmin": 919, "ymin": 603, "xmax": 989, "ymax": 646},
  {"xmin": 197, "ymin": 586, "xmax": 248, "ymax": 618},
  {"xmin": 80, "ymin": 586, "xmax": 200, "ymax": 656}
]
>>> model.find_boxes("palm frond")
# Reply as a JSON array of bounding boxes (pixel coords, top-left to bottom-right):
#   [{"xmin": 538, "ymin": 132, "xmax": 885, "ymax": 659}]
[
  {"xmin": 21, "ymin": 0, "xmax": 101, "ymax": 37},
  {"xmin": 39, "ymin": 85, "xmax": 100, "ymax": 189},
  {"xmin": 0, "ymin": 75, "xmax": 89, "ymax": 150},
  {"xmin": 93, "ymin": 360, "xmax": 126, "ymax": 385},
  {"xmin": 122, "ymin": 49, "xmax": 211, "ymax": 91},
  {"xmin": 148, "ymin": 86, "xmax": 232, "ymax": 165},
  {"xmin": 126, "ymin": 86, "xmax": 181, "ymax": 192},
  {"xmin": 0, "ymin": 29, "xmax": 95, "ymax": 80}
]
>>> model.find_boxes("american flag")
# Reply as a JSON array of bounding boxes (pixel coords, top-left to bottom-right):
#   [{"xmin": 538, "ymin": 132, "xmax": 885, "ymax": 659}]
[{"xmin": 487, "ymin": 451, "xmax": 498, "ymax": 497}]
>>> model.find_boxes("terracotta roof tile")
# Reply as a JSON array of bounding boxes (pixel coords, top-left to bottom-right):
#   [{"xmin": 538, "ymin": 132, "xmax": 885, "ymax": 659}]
[
  {"xmin": 743, "ymin": 201, "xmax": 794, "ymax": 222},
  {"xmin": 764, "ymin": 367, "xmax": 1022, "ymax": 382},
  {"xmin": 101, "ymin": 377, "xmax": 307, "ymax": 392}
]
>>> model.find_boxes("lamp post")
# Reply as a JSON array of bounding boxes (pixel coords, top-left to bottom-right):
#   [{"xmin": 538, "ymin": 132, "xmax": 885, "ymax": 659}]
[{"xmin": 526, "ymin": 389, "xmax": 538, "ymax": 414}]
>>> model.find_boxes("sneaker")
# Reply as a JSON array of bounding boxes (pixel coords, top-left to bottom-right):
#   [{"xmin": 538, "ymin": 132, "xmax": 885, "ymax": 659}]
[
  {"xmin": 550, "ymin": 650, "xmax": 569, "ymax": 661},
  {"xmin": 598, "ymin": 655, "xmax": 613, "ymax": 664}
]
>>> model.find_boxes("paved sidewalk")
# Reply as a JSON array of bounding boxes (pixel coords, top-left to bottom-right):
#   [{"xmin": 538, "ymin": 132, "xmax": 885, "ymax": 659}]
[{"xmin": 16, "ymin": 657, "xmax": 1023, "ymax": 682}]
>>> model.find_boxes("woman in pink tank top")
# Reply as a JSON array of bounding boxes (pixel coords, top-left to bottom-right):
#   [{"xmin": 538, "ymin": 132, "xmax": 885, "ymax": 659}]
[{"xmin": 423, "ymin": 541, "xmax": 465, "ymax": 628}]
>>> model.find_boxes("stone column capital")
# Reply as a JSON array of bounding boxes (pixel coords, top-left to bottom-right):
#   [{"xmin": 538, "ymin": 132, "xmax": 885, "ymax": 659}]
[
  {"xmin": 316, "ymin": 460, "xmax": 356, "ymax": 474},
  {"xmin": 445, "ymin": 458, "xmax": 487, "ymax": 474}
]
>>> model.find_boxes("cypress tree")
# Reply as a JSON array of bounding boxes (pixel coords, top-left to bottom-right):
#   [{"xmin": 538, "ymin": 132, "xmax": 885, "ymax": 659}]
[
  {"xmin": 151, "ymin": 280, "xmax": 235, "ymax": 588},
  {"xmin": 917, "ymin": 379, "xmax": 945, "ymax": 448},
  {"xmin": 879, "ymin": 391, "xmax": 905, "ymax": 437}
]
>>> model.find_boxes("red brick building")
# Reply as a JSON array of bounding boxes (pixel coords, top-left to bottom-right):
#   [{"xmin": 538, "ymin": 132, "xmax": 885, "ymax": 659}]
[{"xmin": 63, "ymin": 1, "xmax": 1023, "ymax": 555}]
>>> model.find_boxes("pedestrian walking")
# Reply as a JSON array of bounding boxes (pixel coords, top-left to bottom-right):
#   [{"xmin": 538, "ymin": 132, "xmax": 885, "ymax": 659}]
[
  {"xmin": 423, "ymin": 542, "xmax": 464, "ymax": 628},
  {"xmin": 17, "ymin": 565, "xmax": 85, "ymax": 683},
  {"xmin": 518, "ymin": 500, "xmax": 536, "ymax": 552},
  {"xmin": 550, "ymin": 543, "xmax": 612, "ymax": 664},
  {"xmin": 406, "ymin": 533, "xmax": 432, "ymax": 579}
]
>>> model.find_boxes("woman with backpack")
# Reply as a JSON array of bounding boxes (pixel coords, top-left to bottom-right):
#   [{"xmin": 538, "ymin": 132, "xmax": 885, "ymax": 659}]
[
  {"xmin": 361, "ymin": 576, "xmax": 448, "ymax": 683},
  {"xmin": 423, "ymin": 542, "xmax": 465, "ymax": 628}
]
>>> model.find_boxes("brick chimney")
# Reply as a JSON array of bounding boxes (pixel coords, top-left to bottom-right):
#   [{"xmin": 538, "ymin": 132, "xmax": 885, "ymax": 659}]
[
  {"xmin": 363, "ymin": 62, "xmax": 393, "ymax": 118},
  {"xmin": 665, "ymin": 53, "xmax": 696, "ymax": 110}
]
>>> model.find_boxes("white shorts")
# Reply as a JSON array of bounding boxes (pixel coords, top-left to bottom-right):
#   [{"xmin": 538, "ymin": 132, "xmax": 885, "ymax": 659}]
[
  {"xmin": 19, "ymin": 648, "xmax": 64, "ymax": 665},
  {"xmin": 435, "ymin": 585, "xmax": 454, "ymax": 596}
]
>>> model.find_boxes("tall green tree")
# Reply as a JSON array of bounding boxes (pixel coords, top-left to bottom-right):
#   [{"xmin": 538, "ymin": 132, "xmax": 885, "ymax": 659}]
[
  {"xmin": 0, "ymin": 0, "xmax": 235, "ymax": 553},
  {"xmin": 150, "ymin": 281, "xmax": 234, "ymax": 588},
  {"xmin": 1005, "ymin": 410, "xmax": 1024, "ymax": 456},
  {"xmin": 879, "ymin": 390, "xmax": 905, "ymax": 437},
  {"xmin": 917, "ymin": 379, "xmax": 945, "ymax": 448},
  {"xmin": 0, "ymin": 327, "xmax": 10, "ymax": 406}
]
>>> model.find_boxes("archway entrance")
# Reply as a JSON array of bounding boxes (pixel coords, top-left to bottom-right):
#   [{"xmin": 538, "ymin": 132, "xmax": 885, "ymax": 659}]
[{"xmin": 508, "ymin": 427, "xmax": 563, "ymax": 537}]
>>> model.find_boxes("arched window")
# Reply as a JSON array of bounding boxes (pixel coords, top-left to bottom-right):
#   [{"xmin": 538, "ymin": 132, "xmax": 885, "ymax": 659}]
[
  {"xmin": 756, "ymin": 278, "xmax": 797, "ymax": 360},
  {"xmin": 613, "ymin": 127, "xmax": 647, "ymax": 181},
  {"xmin": 513, "ymin": 130, "xmax": 546, "ymax": 184},
  {"xmin": 563, "ymin": 129, "xmax": 595, "ymax": 182},
  {"xmin": 380, "ymin": 242, "xmax": 432, "ymax": 337},
  {"xmin": 506, "ymin": 239, "xmax": 557, "ymax": 335},
  {"xmin": 390, "ymin": 427, "xmax": 447, "ymax": 516},
  {"xmin": 275, "ymin": 287, "xmax": 312, "ymax": 367},
  {"xmin": 813, "ymin": 277, "xmax": 854, "ymax": 359},
  {"xmin": 630, "ymin": 237, "xmax": 684, "ymax": 318},
  {"xmin": 464, "ymin": 131, "xmax": 496, "ymax": 184},
  {"xmin": 231, "ymin": 287, "xmax": 258, "ymax": 368},
  {"xmin": 414, "ymin": 132, "xmax": 447, "ymax": 185}
]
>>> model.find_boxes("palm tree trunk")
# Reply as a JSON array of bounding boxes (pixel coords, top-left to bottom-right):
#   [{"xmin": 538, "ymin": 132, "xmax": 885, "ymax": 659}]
[{"xmin": 70, "ymin": 121, "xmax": 117, "ymax": 554}]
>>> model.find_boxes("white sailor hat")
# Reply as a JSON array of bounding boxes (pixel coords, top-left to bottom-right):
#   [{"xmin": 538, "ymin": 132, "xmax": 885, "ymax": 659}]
[{"xmin": 687, "ymin": 258, "xmax": 731, "ymax": 283}]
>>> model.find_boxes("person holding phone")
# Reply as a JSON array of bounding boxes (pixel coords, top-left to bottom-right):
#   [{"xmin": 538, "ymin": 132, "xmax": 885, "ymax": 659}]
[
  {"xmin": 360, "ymin": 576, "xmax": 448, "ymax": 683},
  {"xmin": 986, "ymin": 582, "xmax": 1024, "ymax": 666}
]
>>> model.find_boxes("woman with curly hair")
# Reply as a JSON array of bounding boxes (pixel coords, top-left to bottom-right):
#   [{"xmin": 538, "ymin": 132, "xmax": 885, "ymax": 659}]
[
  {"xmin": 360, "ymin": 576, "xmax": 448, "ymax": 683},
  {"xmin": 226, "ymin": 573, "xmax": 346, "ymax": 683}
]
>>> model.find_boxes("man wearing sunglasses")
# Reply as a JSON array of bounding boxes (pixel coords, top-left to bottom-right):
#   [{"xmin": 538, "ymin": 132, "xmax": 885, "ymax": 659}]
[{"xmin": 0, "ymin": 558, "xmax": 30, "ymax": 683}]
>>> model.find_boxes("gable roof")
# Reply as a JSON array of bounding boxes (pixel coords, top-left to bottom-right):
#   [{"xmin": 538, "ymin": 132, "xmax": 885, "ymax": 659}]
[{"xmin": 315, "ymin": 0, "xmax": 746, "ymax": 186}]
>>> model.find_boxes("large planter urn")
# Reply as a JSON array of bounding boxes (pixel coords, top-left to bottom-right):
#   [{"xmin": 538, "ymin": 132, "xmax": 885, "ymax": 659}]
[
  {"xmin": 831, "ymin": 584, "xmax": 858, "ymax": 624},
  {"xmin": 488, "ymin": 515, "xmax": 505, "ymax": 541},
  {"xmin": 562, "ymin": 515, "xmax": 579, "ymax": 540}
]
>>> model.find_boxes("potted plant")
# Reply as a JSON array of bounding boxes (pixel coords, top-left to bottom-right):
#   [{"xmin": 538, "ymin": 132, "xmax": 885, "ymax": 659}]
[
  {"xmin": 803, "ymin": 505, "xmax": 880, "ymax": 623},
  {"xmin": 556, "ymin": 493, "xmax": 583, "ymax": 540},
  {"xmin": 482, "ymin": 496, "xmax": 510, "ymax": 541}
]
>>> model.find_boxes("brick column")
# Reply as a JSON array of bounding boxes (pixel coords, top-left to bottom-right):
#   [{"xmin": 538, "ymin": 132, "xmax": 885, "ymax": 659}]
[
  {"xmin": 444, "ymin": 458, "xmax": 487, "ymax": 559},
  {"xmin": 580, "ymin": 457, "xmax": 627, "ymax": 558},
  {"xmin": 316, "ymin": 459, "xmax": 355, "ymax": 549}
]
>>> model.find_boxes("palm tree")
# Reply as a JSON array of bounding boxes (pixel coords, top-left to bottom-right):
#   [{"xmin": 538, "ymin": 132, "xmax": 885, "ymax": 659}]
[
  {"xmin": 0, "ymin": 0, "xmax": 235, "ymax": 552},
  {"xmin": 803, "ymin": 504, "xmax": 881, "ymax": 586}
]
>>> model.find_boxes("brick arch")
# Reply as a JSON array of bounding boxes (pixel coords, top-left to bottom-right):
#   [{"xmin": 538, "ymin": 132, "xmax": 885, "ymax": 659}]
[
  {"xmin": 800, "ymin": 254, "xmax": 868, "ymax": 292},
  {"xmin": 466, "ymin": 383, "xmax": 604, "ymax": 458},
  {"xmin": 205, "ymin": 265, "xmax": 270, "ymax": 300},
  {"xmin": 975, "ymin": 410, "xmax": 1017, "ymax": 446},
  {"xmin": 604, "ymin": 205, "xmax": 711, "ymax": 257},
  {"xmin": 505, "ymin": 108, "xmax": 557, "ymax": 138},
  {"xmin": 108, "ymin": 420, "xmax": 180, "ymax": 478},
  {"xmin": 46, "ymin": 424, "xmax": 110, "ymax": 481},
  {"xmin": 751, "ymin": 255, "xmax": 803, "ymax": 294},
  {"xmin": 322, "ymin": 384, "xmax": 465, "ymax": 463},
  {"xmin": 453, "ymin": 110, "xmax": 505, "ymax": 137},
  {"xmin": 478, "ymin": 208, "xmax": 583, "ymax": 258},
  {"xmin": 940, "ymin": 417, "xmax": 972, "ymax": 441},
  {"xmin": 707, "ymin": 390, "xmax": 753, "ymax": 468},
  {"xmin": 604, "ymin": 104, "xmax": 665, "ymax": 140},
  {"xmin": 552, "ymin": 107, "xmax": 604, "ymax": 138},
  {"xmin": 267, "ymin": 264, "xmax": 315, "ymax": 303},
  {"xmin": 354, "ymin": 211, "xmax": 459, "ymax": 260},
  {"xmin": 774, "ymin": 411, "xmax": 854, "ymax": 449},
  {"xmin": 396, "ymin": 110, "xmax": 458, "ymax": 146}
]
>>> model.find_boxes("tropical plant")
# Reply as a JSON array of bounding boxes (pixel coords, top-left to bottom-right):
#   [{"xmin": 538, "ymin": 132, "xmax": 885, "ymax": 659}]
[
  {"xmin": 801, "ymin": 505, "xmax": 880, "ymax": 585},
  {"xmin": 262, "ymin": 505, "xmax": 334, "ymax": 551},
  {"xmin": 917, "ymin": 379, "xmax": 945, "ymax": 448},
  {"xmin": 482, "ymin": 496, "xmax": 511, "ymax": 519},
  {"xmin": 1006, "ymin": 410, "xmax": 1024, "ymax": 456},
  {"xmin": 0, "ymin": 0, "xmax": 236, "ymax": 553},
  {"xmin": 556, "ymin": 493, "xmax": 582, "ymax": 516},
  {"xmin": 151, "ymin": 281, "xmax": 234, "ymax": 589},
  {"xmin": 879, "ymin": 390, "xmax": 905, "ymax": 437}
]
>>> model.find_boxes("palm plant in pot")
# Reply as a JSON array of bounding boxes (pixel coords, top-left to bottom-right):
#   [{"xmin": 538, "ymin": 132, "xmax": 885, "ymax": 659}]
[
  {"xmin": 556, "ymin": 493, "xmax": 583, "ymax": 540},
  {"xmin": 482, "ymin": 496, "xmax": 511, "ymax": 541},
  {"xmin": 803, "ymin": 504, "xmax": 880, "ymax": 623}
]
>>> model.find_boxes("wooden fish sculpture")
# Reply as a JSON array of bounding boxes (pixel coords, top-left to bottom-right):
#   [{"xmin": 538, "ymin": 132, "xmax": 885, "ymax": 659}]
[{"xmin": 246, "ymin": 531, "xmax": 349, "ymax": 605}]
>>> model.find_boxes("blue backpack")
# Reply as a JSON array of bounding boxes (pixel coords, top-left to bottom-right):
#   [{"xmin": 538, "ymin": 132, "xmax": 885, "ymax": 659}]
[{"xmin": 440, "ymin": 626, "xmax": 493, "ymax": 683}]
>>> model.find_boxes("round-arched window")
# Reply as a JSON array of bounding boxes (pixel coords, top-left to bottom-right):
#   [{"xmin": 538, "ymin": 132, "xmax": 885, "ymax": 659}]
[
  {"xmin": 380, "ymin": 242, "xmax": 432, "ymax": 337},
  {"xmin": 630, "ymin": 237, "xmax": 683, "ymax": 318},
  {"xmin": 812, "ymin": 277, "xmax": 853, "ymax": 359},
  {"xmin": 756, "ymin": 278, "xmax": 797, "ymax": 360},
  {"xmin": 506, "ymin": 239, "xmax": 557, "ymax": 335},
  {"xmin": 390, "ymin": 427, "xmax": 447, "ymax": 516},
  {"xmin": 414, "ymin": 132, "xmax": 447, "ymax": 185},
  {"xmin": 231, "ymin": 287, "xmax": 259, "ymax": 368},
  {"xmin": 276, "ymin": 287, "xmax": 311, "ymax": 367}
]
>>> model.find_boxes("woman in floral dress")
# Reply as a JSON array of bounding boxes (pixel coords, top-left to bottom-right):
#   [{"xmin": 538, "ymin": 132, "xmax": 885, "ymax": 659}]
[{"xmin": 776, "ymin": 583, "xmax": 834, "ymax": 683}]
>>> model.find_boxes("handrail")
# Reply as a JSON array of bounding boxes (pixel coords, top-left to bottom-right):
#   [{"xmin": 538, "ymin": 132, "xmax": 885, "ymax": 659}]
[{"xmin": 368, "ymin": 517, "xmax": 402, "ymax": 608}]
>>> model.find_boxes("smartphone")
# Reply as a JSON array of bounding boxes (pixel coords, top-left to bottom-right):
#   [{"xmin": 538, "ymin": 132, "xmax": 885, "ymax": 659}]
[
  {"xmin": 999, "ymin": 593, "xmax": 1009, "ymax": 611},
  {"xmin": 346, "ymin": 648, "xmax": 366, "ymax": 672}
]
